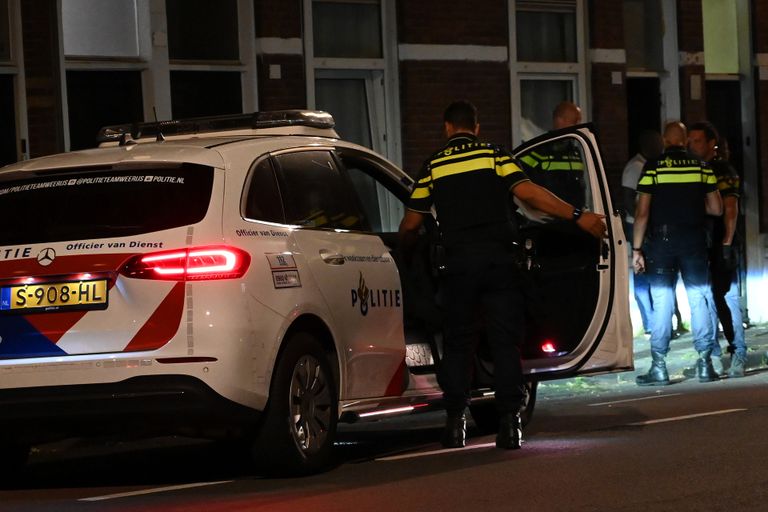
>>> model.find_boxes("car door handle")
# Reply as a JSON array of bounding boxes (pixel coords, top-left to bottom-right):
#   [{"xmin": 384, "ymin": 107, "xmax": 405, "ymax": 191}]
[{"xmin": 319, "ymin": 249, "xmax": 345, "ymax": 265}]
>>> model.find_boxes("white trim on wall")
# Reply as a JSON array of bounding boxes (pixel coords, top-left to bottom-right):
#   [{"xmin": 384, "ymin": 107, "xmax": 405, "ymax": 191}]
[
  {"xmin": 660, "ymin": 0, "xmax": 680, "ymax": 121},
  {"xmin": 255, "ymin": 37, "xmax": 303, "ymax": 55},
  {"xmin": 589, "ymin": 48, "xmax": 626, "ymax": 64},
  {"xmin": 678, "ymin": 51, "xmax": 704, "ymax": 66},
  {"xmin": 398, "ymin": 44, "xmax": 508, "ymax": 62}
]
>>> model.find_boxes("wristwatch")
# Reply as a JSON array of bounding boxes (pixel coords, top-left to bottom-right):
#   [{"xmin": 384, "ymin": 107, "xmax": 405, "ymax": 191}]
[{"xmin": 571, "ymin": 208, "xmax": 583, "ymax": 221}]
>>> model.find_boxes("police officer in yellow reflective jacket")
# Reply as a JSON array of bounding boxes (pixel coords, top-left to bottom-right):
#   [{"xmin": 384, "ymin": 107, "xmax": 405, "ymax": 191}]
[
  {"xmin": 689, "ymin": 121, "xmax": 747, "ymax": 377},
  {"xmin": 632, "ymin": 121, "xmax": 723, "ymax": 386},
  {"xmin": 519, "ymin": 101, "xmax": 585, "ymax": 207},
  {"xmin": 399, "ymin": 101, "xmax": 606, "ymax": 450}
]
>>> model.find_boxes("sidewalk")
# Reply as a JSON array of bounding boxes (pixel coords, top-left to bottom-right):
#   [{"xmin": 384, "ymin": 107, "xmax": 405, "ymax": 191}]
[{"xmin": 538, "ymin": 323, "xmax": 768, "ymax": 399}]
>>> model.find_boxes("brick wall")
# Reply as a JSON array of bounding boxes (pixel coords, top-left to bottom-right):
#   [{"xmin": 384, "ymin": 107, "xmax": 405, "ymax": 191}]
[
  {"xmin": 397, "ymin": 0, "xmax": 507, "ymax": 46},
  {"xmin": 253, "ymin": 0, "xmax": 302, "ymax": 37},
  {"xmin": 588, "ymin": 0, "xmax": 623, "ymax": 49},
  {"xmin": 20, "ymin": 0, "xmax": 64, "ymax": 158},
  {"xmin": 677, "ymin": 0, "xmax": 704, "ymax": 52},
  {"xmin": 678, "ymin": 65, "xmax": 707, "ymax": 127},
  {"xmin": 587, "ymin": 0, "xmax": 628, "ymax": 202},
  {"xmin": 591, "ymin": 64, "xmax": 628, "ymax": 201},
  {"xmin": 254, "ymin": 0, "xmax": 306, "ymax": 110},
  {"xmin": 397, "ymin": 0, "xmax": 510, "ymax": 177},
  {"xmin": 677, "ymin": 0, "xmax": 706, "ymax": 125},
  {"xmin": 257, "ymin": 55, "xmax": 306, "ymax": 110},
  {"xmin": 399, "ymin": 61, "xmax": 510, "ymax": 176}
]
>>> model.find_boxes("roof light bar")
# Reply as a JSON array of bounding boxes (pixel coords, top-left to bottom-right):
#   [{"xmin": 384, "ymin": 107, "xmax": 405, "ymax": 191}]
[{"xmin": 97, "ymin": 110, "xmax": 336, "ymax": 144}]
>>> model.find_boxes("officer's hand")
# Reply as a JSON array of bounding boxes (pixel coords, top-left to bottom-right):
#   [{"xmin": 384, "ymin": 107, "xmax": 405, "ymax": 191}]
[
  {"xmin": 721, "ymin": 244, "xmax": 736, "ymax": 270},
  {"xmin": 633, "ymin": 250, "xmax": 645, "ymax": 274},
  {"xmin": 576, "ymin": 211, "xmax": 607, "ymax": 239}
]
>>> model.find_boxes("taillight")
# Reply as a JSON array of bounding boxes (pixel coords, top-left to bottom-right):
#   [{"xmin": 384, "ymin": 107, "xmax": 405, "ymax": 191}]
[{"xmin": 120, "ymin": 246, "xmax": 251, "ymax": 281}]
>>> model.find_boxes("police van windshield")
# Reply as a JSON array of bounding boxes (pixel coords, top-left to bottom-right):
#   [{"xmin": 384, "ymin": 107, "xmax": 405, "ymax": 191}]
[{"xmin": 0, "ymin": 164, "xmax": 214, "ymax": 245}]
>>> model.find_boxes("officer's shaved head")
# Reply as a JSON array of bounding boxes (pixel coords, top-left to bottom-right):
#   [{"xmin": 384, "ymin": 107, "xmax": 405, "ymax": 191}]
[
  {"xmin": 553, "ymin": 101, "xmax": 582, "ymax": 130},
  {"xmin": 663, "ymin": 121, "xmax": 687, "ymax": 148},
  {"xmin": 444, "ymin": 101, "xmax": 478, "ymax": 132}
]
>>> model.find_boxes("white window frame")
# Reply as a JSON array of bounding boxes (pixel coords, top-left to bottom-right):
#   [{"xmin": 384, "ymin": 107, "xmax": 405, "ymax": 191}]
[
  {"xmin": 303, "ymin": 0, "xmax": 402, "ymax": 164},
  {"xmin": 659, "ymin": 0, "xmax": 680, "ymax": 121},
  {"xmin": 509, "ymin": 0, "xmax": 588, "ymax": 146}
]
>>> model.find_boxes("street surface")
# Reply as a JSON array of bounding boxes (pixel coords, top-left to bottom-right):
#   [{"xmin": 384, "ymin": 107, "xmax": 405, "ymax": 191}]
[{"xmin": 2, "ymin": 327, "xmax": 768, "ymax": 511}]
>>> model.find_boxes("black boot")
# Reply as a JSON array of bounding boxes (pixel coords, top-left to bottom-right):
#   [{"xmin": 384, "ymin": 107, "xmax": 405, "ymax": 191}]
[
  {"xmin": 696, "ymin": 349, "xmax": 719, "ymax": 382},
  {"xmin": 441, "ymin": 411, "xmax": 467, "ymax": 448},
  {"xmin": 636, "ymin": 351, "xmax": 670, "ymax": 386},
  {"xmin": 496, "ymin": 412, "xmax": 523, "ymax": 450}
]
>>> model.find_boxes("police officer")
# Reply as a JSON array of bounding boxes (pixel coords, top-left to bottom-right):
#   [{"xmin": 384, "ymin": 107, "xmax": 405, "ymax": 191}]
[
  {"xmin": 399, "ymin": 101, "xmax": 606, "ymax": 449},
  {"xmin": 689, "ymin": 121, "xmax": 747, "ymax": 377},
  {"xmin": 633, "ymin": 121, "xmax": 723, "ymax": 385},
  {"xmin": 519, "ymin": 101, "xmax": 585, "ymax": 207},
  {"xmin": 622, "ymin": 130, "xmax": 664, "ymax": 336}
]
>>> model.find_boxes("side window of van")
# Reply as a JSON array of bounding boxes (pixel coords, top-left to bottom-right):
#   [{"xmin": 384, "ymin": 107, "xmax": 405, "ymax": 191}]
[{"xmin": 273, "ymin": 150, "xmax": 368, "ymax": 231}]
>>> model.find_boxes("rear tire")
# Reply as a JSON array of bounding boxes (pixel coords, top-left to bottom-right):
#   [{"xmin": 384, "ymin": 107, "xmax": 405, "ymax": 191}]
[
  {"xmin": 469, "ymin": 380, "xmax": 538, "ymax": 435},
  {"xmin": 252, "ymin": 332, "xmax": 338, "ymax": 476}
]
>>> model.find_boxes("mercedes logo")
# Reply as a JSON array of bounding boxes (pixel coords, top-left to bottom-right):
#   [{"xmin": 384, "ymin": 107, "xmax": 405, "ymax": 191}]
[{"xmin": 37, "ymin": 248, "xmax": 56, "ymax": 267}]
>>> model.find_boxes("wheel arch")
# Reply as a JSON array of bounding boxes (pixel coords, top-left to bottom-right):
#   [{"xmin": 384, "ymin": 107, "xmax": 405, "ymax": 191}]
[{"xmin": 278, "ymin": 314, "xmax": 341, "ymax": 397}]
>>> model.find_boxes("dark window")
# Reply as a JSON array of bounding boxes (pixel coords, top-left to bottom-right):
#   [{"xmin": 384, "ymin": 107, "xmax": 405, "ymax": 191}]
[
  {"xmin": 166, "ymin": 0, "xmax": 238, "ymax": 61},
  {"xmin": 313, "ymin": 1, "xmax": 382, "ymax": 58},
  {"xmin": 0, "ymin": 0, "xmax": 10, "ymax": 61},
  {"xmin": 244, "ymin": 158, "xmax": 284, "ymax": 223},
  {"xmin": 274, "ymin": 151, "xmax": 366, "ymax": 231},
  {"xmin": 516, "ymin": 5, "xmax": 576, "ymax": 63},
  {"xmin": 0, "ymin": 164, "xmax": 214, "ymax": 245},
  {"xmin": 170, "ymin": 71, "xmax": 242, "ymax": 119},
  {"xmin": 66, "ymin": 70, "xmax": 143, "ymax": 150},
  {"xmin": 0, "ymin": 75, "xmax": 15, "ymax": 166}
]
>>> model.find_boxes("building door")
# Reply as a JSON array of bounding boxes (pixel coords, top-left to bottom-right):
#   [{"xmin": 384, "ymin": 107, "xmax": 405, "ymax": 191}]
[
  {"xmin": 706, "ymin": 80, "xmax": 743, "ymax": 176},
  {"xmin": 315, "ymin": 70, "xmax": 386, "ymax": 155},
  {"xmin": 626, "ymin": 77, "xmax": 661, "ymax": 158}
]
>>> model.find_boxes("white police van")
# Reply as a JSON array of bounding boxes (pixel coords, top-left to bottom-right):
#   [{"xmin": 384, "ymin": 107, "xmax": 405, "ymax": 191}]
[{"xmin": 0, "ymin": 111, "xmax": 632, "ymax": 476}]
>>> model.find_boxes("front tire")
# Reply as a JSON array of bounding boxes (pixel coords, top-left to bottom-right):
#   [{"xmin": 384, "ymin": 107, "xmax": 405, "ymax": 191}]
[{"xmin": 253, "ymin": 332, "xmax": 338, "ymax": 476}]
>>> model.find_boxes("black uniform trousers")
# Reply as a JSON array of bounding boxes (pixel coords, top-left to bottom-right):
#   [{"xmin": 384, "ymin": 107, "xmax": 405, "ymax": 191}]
[{"xmin": 436, "ymin": 242, "xmax": 526, "ymax": 415}]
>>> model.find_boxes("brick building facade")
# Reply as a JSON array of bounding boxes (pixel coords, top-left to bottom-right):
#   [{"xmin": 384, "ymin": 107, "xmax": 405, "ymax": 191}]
[{"xmin": 1, "ymin": 0, "xmax": 767, "ymax": 320}]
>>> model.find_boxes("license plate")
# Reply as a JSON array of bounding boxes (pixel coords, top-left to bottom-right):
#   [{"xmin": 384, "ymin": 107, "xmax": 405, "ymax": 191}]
[{"xmin": 0, "ymin": 280, "xmax": 108, "ymax": 313}]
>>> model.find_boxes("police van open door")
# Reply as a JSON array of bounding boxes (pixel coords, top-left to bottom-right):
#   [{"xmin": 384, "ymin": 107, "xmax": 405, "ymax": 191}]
[{"xmin": 510, "ymin": 124, "xmax": 633, "ymax": 379}]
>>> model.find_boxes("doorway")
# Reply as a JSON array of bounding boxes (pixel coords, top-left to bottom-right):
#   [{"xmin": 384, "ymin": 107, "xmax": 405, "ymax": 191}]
[
  {"xmin": 626, "ymin": 77, "xmax": 661, "ymax": 158},
  {"xmin": 314, "ymin": 70, "xmax": 386, "ymax": 155},
  {"xmin": 705, "ymin": 80, "xmax": 743, "ymax": 176}
]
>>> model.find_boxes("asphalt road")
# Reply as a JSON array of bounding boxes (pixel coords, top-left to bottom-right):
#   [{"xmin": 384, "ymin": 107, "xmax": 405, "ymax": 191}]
[{"xmin": 3, "ymin": 364, "xmax": 768, "ymax": 512}]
